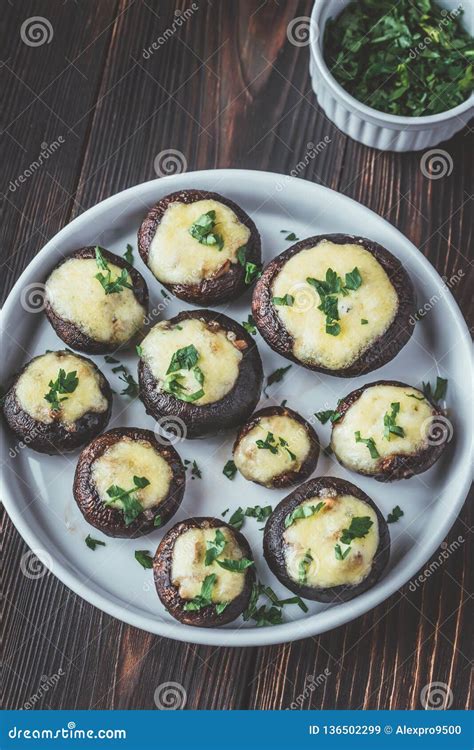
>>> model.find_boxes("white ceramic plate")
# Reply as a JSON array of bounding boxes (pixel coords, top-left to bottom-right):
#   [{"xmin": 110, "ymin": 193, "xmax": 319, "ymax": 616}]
[{"xmin": 2, "ymin": 170, "xmax": 472, "ymax": 647}]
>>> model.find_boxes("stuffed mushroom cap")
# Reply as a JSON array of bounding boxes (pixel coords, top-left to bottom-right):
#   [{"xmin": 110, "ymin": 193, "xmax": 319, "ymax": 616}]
[
  {"xmin": 2, "ymin": 349, "xmax": 112, "ymax": 454},
  {"xmin": 154, "ymin": 517, "xmax": 256, "ymax": 627},
  {"xmin": 138, "ymin": 309, "xmax": 263, "ymax": 438},
  {"xmin": 252, "ymin": 234, "xmax": 416, "ymax": 377},
  {"xmin": 73, "ymin": 427, "xmax": 185, "ymax": 537},
  {"xmin": 137, "ymin": 189, "xmax": 261, "ymax": 306},
  {"xmin": 331, "ymin": 380, "xmax": 450, "ymax": 481},
  {"xmin": 44, "ymin": 246, "xmax": 148, "ymax": 354},
  {"xmin": 264, "ymin": 476, "xmax": 390, "ymax": 603},
  {"xmin": 233, "ymin": 405, "xmax": 319, "ymax": 488}
]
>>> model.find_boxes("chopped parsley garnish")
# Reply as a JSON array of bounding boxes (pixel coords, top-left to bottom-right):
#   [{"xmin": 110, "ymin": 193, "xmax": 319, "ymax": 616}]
[
  {"xmin": 324, "ymin": 0, "xmax": 474, "ymax": 117},
  {"xmin": 189, "ymin": 210, "xmax": 223, "ymax": 250},
  {"xmin": 383, "ymin": 401, "xmax": 405, "ymax": 440},
  {"xmin": 263, "ymin": 365, "xmax": 292, "ymax": 396},
  {"xmin": 85, "ymin": 535, "xmax": 106, "ymax": 551},
  {"xmin": 104, "ymin": 355, "xmax": 120, "ymax": 364},
  {"xmin": 153, "ymin": 515, "xmax": 162, "ymax": 528},
  {"xmin": 44, "ymin": 369, "xmax": 79, "ymax": 411},
  {"xmin": 183, "ymin": 574, "xmax": 217, "ymax": 612},
  {"xmin": 223, "ymin": 460, "xmax": 237, "ymax": 480},
  {"xmin": 272, "ymin": 294, "xmax": 294, "ymax": 306},
  {"xmin": 422, "ymin": 377, "xmax": 448, "ymax": 402},
  {"xmin": 243, "ymin": 582, "xmax": 308, "ymax": 625},
  {"xmin": 94, "ymin": 247, "xmax": 134, "ymax": 295},
  {"xmin": 164, "ymin": 345, "xmax": 204, "ymax": 402},
  {"xmin": 215, "ymin": 602, "xmax": 230, "ymax": 615},
  {"xmin": 355, "ymin": 431, "xmax": 380, "ymax": 459},
  {"xmin": 280, "ymin": 230, "xmax": 299, "ymax": 241},
  {"xmin": 307, "ymin": 266, "xmax": 362, "ymax": 336},
  {"xmin": 284, "ymin": 501, "xmax": 325, "ymax": 529},
  {"xmin": 361, "ymin": 318, "xmax": 368, "ymax": 325},
  {"xmin": 161, "ymin": 289, "xmax": 170, "ymax": 299},
  {"xmin": 242, "ymin": 314, "xmax": 257, "ymax": 335},
  {"xmin": 405, "ymin": 392, "xmax": 425, "ymax": 401},
  {"xmin": 314, "ymin": 409, "xmax": 341, "ymax": 425},
  {"xmin": 237, "ymin": 245, "xmax": 262, "ymax": 285},
  {"xmin": 227, "ymin": 505, "xmax": 273, "ymax": 529},
  {"xmin": 334, "ymin": 544, "xmax": 351, "ymax": 561},
  {"xmin": 136, "ymin": 344, "xmax": 143, "ymax": 357},
  {"xmin": 204, "ymin": 529, "xmax": 227, "ymax": 566},
  {"xmin": 135, "ymin": 550, "xmax": 153, "ymax": 569},
  {"xmin": 217, "ymin": 558, "xmax": 254, "ymax": 572},
  {"xmin": 255, "ymin": 431, "xmax": 296, "ymax": 461},
  {"xmin": 228, "ymin": 507, "xmax": 245, "ymax": 530},
  {"xmin": 185, "ymin": 459, "xmax": 202, "ymax": 480},
  {"xmin": 298, "ymin": 550, "xmax": 313, "ymax": 584},
  {"xmin": 123, "ymin": 244, "xmax": 134, "ymax": 264},
  {"xmin": 387, "ymin": 505, "xmax": 404, "ymax": 524},
  {"xmin": 118, "ymin": 371, "xmax": 139, "ymax": 397},
  {"xmin": 104, "ymin": 475, "xmax": 150, "ymax": 526},
  {"xmin": 339, "ymin": 516, "xmax": 374, "ymax": 545}
]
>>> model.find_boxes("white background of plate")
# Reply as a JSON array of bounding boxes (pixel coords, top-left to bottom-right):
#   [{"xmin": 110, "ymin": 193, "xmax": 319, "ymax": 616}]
[{"xmin": 1, "ymin": 169, "xmax": 472, "ymax": 647}]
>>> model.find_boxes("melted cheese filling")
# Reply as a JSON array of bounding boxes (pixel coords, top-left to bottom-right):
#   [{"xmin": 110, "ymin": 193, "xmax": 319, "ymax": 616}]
[
  {"xmin": 331, "ymin": 385, "xmax": 434, "ymax": 473},
  {"xmin": 272, "ymin": 240, "xmax": 398, "ymax": 370},
  {"xmin": 234, "ymin": 415, "xmax": 312, "ymax": 485},
  {"xmin": 141, "ymin": 318, "xmax": 243, "ymax": 406},
  {"xmin": 148, "ymin": 199, "xmax": 250, "ymax": 284},
  {"xmin": 92, "ymin": 438, "xmax": 172, "ymax": 509},
  {"xmin": 15, "ymin": 351, "xmax": 108, "ymax": 426},
  {"xmin": 284, "ymin": 494, "xmax": 379, "ymax": 588},
  {"xmin": 46, "ymin": 258, "xmax": 145, "ymax": 344},
  {"xmin": 171, "ymin": 527, "xmax": 246, "ymax": 602}
]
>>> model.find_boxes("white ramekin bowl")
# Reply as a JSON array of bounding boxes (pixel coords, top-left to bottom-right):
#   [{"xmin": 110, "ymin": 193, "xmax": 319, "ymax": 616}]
[{"xmin": 309, "ymin": 0, "xmax": 474, "ymax": 152}]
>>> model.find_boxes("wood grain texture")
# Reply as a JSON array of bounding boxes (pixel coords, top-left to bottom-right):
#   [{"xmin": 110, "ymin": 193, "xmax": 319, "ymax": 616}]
[{"xmin": 2, "ymin": 0, "xmax": 472, "ymax": 711}]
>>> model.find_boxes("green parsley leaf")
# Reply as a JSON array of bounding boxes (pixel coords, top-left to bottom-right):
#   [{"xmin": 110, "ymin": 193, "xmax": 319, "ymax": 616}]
[
  {"xmin": 204, "ymin": 529, "xmax": 227, "ymax": 566},
  {"xmin": 405, "ymin": 392, "xmax": 425, "ymax": 401},
  {"xmin": 183, "ymin": 574, "xmax": 217, "ymax": 611},
  {"xmin": 85, "ymin": 535, "xmax": 106, "ymax": 551},
  {"xmin": 135, "ymin": 550, "xmax": 153, "ymax": 569},
  {"xmin": 136, "ymin": 344, "xmax": 143, "ymax": 357},
  {"xmin": 383, "ymin": 401, "xmax": 405, "ymax": 440},
  {"xmin": 153, "ymin": 515, "xmax": 162, "ymax": 528},
  {"xmin": 335, "ymin": 543, "xmax": 351, "ymax": 561},
  {"xmin": 217, "ymin": 558, "xmax": 254, "ymax": 572},
  {"xmin": 167, "ymin": 345, "xmax": 199, "ymax": 374},
  {"xmin": 298, "ymin": 550, "xmax": 313, "ymax": 584},
  {"xmin": 223, "ymin": 460, "xmax": 237, "ymax": 480},
  {"xmin": 244, "ymin": 505, "xmax": 273, "ymax": 523},
  {"xmin": 361, "ymin": 318, "xmax": 368, "ymax": 325},
  {"xmin": 94, "ymin": 247, "xmax": 133, "ymax": 295},
  {"xmin": 355, "ymin": 431, "xmax": 380, "ymax": 458},
  {"xmin": 244, "ymin": 261, "xmax": 262, "ymax": 285},
  {"xmin": 340, "ymin": 516, "xmax": 374, "ymax": 545},
  {"xmin": 237, "ymin": 245, "xmax": 247, "ymax": 265},
  {"xmin": 314, "ymin": 409, "xmax": 341, "ymax": 425},
  {"xmin": 283, "ymin": 232, "xmax": 299, "ymax": 241},
  {"xmin": 263, "ymin": 365, "xmax": 292, "ymax": 396},
  {"xmin": 189, "ymin": 211, "xmax": 224, "ymax": 250},
  {"xmin": 284, "ymin": 501, "xmax": 325, "ymax": 529},
  {"xmin": 118, "ymin": 371, "xmax": 139, "ymax": 398},
  {"xmin": 344, "ymin": 267, "xmax": 362, "ymax": 290},
  {"xmin": 272, "ymin": 294, "xmax": 294, "ymax": 306},
  {"xmin": 104, "ymin": 475, "xmax": 150, "ymax": 526},
  {"xmin": 44, "ymin": 369, "xmax": 79, "ymax": 412},
  {"xmin": 242, "ymin": 314, "xmax": 257, "ymax": 335},
  {"xmin": 387, "ymin": 505, "xmax": 404, "ymax": 524},
  {"xmin": 124, "ymin": 244, "xmax": 134, "ymax": 264},
  {"xmin": 228, "ymin": 507, "xmax": 244, "ymax": 530},
  {"xmin": 215, "ymin": 602, "xmax": 230, "ymax": 615}
]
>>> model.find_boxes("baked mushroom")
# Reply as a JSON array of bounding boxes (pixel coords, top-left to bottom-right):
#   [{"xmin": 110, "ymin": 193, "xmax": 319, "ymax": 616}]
[
  {"xmin": 138, "ymin": 309, "xmax": 263, "ymax": 438},
  {"xmin": 137, "ymin": 189, "xmax": 261, "ymax": 306},
  {"xmin": 252, "ymin": 234, "xmax": 416, "ymax": 377},
  {"xmin": 233, "ymin": 405, "xmax": 319, "ymax": 488},
  {"xmin": 330, "ymin": 380, "xmax": 449, "ymax": 481},
  {"xmin": 263, "ymin": 476, "xmax": 390, "ymax": 603},
  {"xmin": 154, "ymin": 517, "xmax": 256, "ymax": 626},
  {"xmin": 2, "ymin": 350, "xmax": 112, "ymax": 454},
  {"xmin": 44, "ymin": 246, "xmax": 148, "ymax": 354},
  {"xmin": 73, "ymin": 427, "xmax": 185, "ymax": 537}
]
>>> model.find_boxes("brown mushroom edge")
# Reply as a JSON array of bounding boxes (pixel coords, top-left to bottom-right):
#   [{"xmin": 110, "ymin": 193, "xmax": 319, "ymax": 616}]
[
  {"xmin": 2, "ymin": 351, "xmax": 113, "ymax": 455},
  {"xmin": 138, "ymin": 309, "xmax": 264, "ymax": 439},
  {"xmin": 73, "ymin": 427, "xmax": 185, "ymax": 538},
  {"xmin": 332, "ymin": 380, "xmax": 449, "ymax": 482},
  {"xmin": 232, "ymin": 405, "xmax": 320, "ymax": 488},
  {"xmin": 153, "ymin": 516, "xmax": 256, "ymax": 627},
  {"xmin": 137, "ymin": 189, "xmax": 261, "ymax": 306},
  {"xmin": 263, "ymin": 476, "xmax": 390, "ymax": 603},
  {"xmin": 252, "ymin": 234, "xmax": 416, "ymax": 378},
  {"xmin": 44, "ymin": 246, "xmax": 149, "ymax": 354}
]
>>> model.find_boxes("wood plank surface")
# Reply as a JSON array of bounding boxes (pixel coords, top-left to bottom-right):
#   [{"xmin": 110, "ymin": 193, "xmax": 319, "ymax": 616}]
[{"xmin": 2, "ymin": 0, "xmax": 472, "ymax": 711}]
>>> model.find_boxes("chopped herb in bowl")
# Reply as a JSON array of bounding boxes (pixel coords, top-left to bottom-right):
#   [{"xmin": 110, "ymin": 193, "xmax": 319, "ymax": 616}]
[{"xmin": 324, "ymin": 0, "xmax": 473, "ymax": 117}]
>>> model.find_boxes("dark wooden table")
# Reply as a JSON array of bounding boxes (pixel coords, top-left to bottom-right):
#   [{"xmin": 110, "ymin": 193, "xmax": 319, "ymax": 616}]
[{"xmin": 2, "ymin": 1, "xmax": 472, "ymax": 711}]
